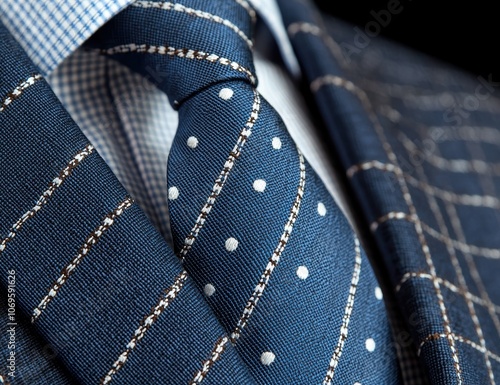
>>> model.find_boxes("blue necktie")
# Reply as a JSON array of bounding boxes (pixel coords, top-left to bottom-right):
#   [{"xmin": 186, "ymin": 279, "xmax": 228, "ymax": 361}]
[{"xmin": 88, "ymin": 1, "xmax": 401, "ymax": 383}]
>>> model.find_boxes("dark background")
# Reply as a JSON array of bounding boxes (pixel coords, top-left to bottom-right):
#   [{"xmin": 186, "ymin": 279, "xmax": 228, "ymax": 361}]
[{"xmin": 313, "ymin": 0, "xmax": 498, "ymax": 79}]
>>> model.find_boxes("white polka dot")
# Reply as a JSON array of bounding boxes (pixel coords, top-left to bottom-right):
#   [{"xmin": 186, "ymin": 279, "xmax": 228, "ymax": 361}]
[
  {"xmin": 375, "ymin": 286, "xmax": 383, "ymax": 300},
  {"xmin": 365, "ymin": 338, "xmax": 376, "ymax": 352},
  {"xmin": 187, "ymin": 136, "xmax": 198, "ymax": 148},
  {"xmin": 272, "ymin": 137, "xmax": 282, "ymax": 150},
  {"xmin": 317, "ymin": 202, "xmax": 327, "ymax": 216},
  {"xmin": 219, "ymin": 88, "xmax": 234, "ymax": 100},
  {"xmin": 204, "ymin": 284, "xmax": 215, "ymax": 297},
  {"xmin": 225, "ymin": 237, "xmax": 239, "ymax": 252},
  {"xmin": 296, "ymin": 266, "xmax": 309, "ymax": 280},
  {"xmin": 168, "ymin": 186, "xmax": 179, "ymax": 200},
  {"xmin": 354, "ymin": 382, "xmax": 362, "ymax": 385},
  {"xmin": 253, "ymin": 179, "xmax": 266, "ymax": 192},
  {"xmin": 260, "ymin": 351, "xmax": 275, "ymax": 365}
]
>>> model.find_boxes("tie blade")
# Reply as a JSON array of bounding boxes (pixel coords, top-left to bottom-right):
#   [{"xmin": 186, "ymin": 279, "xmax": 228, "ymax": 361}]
[{"xmin": 167, "ymin": 80, "xmax": 400, "ymax": 383}]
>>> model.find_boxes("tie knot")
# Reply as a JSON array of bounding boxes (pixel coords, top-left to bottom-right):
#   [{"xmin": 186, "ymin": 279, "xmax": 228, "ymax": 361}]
[{"xmin": 88, "ymin": 0, "xmax": 257, "ymax": 108}]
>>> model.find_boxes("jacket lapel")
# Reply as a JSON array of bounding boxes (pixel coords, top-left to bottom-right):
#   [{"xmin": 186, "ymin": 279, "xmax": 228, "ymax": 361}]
[{"xmin": 0, "ymin": 21, "xmax": 255, "ymax": 385}]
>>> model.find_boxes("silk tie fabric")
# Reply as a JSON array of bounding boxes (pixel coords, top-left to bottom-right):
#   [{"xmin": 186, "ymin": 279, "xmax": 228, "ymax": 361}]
[
  {"xmin": 279, "ymin": 0, "xmax": 500, "ymax": 384},
  {"xmin": 85, "ymin": 0, "xmax": 401, "ymax": 383}
]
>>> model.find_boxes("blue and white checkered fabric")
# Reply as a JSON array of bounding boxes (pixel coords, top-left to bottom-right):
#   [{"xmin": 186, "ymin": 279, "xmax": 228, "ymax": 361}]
[
  {"xmin": 49, "ymin": 49, "xmax": 177, "ymax": 241},
  {"xmin": 0, "ymin": 0, "xmax": 133, "ymax": 75}
]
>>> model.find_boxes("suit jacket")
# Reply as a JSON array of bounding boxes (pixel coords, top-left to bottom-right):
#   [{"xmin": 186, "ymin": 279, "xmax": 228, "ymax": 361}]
[{"xmin": 1, "ymin": 0, "xmax": 499, "ymax": 384}]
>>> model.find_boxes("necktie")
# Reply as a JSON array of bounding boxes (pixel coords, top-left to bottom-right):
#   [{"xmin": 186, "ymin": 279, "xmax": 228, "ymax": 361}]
[{"xmin": 88, "ymin": 1, "xmax": 401, "ymax": 383}]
